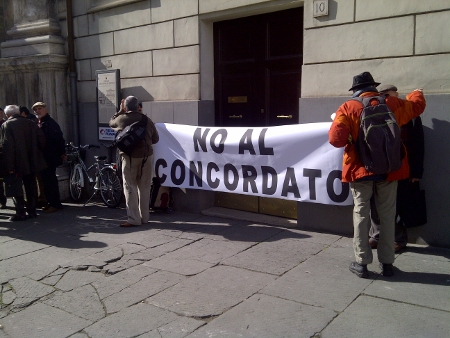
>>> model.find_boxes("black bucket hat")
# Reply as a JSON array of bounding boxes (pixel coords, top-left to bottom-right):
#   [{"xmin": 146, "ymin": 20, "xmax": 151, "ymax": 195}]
[{"xmin": 349, "ymin": 72, "xmax": 380, "ymax": 91}]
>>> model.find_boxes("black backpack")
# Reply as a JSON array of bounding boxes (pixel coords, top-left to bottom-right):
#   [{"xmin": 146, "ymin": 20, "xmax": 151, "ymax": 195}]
[
  {"xmin": 353, "ymin": 96, "xmax": 402, "ymax": 175},
  {"xmin": 114, "ymin": 114, "xmax": 148, "ymax": 155}
]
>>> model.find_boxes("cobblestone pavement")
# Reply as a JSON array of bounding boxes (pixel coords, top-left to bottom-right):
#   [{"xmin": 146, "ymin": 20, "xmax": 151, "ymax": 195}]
[{"xmin": 0, "ymin": 199, "xmax": 449, "ymax": 337}]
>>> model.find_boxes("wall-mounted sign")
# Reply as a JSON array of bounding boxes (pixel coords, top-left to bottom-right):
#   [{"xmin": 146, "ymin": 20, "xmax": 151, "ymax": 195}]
[
  {"xmin": 313, "ymin": 0, "xmax": 328, "ymax": 17},
  {"xmin": 96, "ymin": 69, "xmax": 121, "ymax": 141}
]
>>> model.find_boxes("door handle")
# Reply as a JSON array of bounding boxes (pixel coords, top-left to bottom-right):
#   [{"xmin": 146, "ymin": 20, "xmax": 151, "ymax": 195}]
[
  {"xmin": 276, "ymin": 115, "xmax": 293, "ymax": 119},
  {"xmin": 229, "ymin": 115, "xmax": 242, "ymax": 119}
]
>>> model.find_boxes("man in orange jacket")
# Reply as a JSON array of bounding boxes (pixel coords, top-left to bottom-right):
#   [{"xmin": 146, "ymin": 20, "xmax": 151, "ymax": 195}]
[{"xmin": 329, "ymin": 72, "xmax": 426, "ymax": 278}]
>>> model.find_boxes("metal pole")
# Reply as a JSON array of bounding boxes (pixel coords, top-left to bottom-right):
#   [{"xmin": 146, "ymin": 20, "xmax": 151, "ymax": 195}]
[{"xmin": 66, "ymin": 0, "xmax": 80, "ymax": 145}]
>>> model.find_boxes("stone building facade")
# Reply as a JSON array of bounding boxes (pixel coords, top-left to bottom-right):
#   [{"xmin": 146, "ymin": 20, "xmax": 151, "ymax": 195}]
[{"xmin": 0, "ymin": 0, "xmax": 449, "ymax": 247}]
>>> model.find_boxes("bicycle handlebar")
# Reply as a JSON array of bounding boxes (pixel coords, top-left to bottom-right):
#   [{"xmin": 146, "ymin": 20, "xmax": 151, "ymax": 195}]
[{"xmin": 66, "ymin": 143, "xmax": 101, "ymax": 150}]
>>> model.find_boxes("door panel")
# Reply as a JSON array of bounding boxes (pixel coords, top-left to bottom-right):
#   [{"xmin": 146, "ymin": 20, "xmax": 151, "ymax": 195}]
[
  {"xmin": 220, "ymin": 72, "xmax": 261, "ymax": 127},
  {"xmin": 267, "ymin": 68, "xmax": 302, "ymax": 126}
]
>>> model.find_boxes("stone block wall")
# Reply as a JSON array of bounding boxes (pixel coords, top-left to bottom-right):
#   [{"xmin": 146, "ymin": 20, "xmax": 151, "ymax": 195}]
[
  {"xmin": 302, "ymin": 0, "xmax": 450, "ymax": 97},
  {"xmin": 300, "ymin": 0, "xmax": 450, "ymax": 247}
]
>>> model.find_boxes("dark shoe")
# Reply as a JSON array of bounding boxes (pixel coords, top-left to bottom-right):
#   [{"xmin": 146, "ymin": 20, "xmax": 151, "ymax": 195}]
[
  {"xmin": 379, "ymin": 263, "xmax": 394, "ymax": 277},
  {"xmin": 42, "ymin": 205, "xmax": 50, "ymax": 211},
  {"xmin": 37, "ymin": 199, "xmax": 48, "ymax": 208},
  {"xmin": 394, "ymin": 243, "xmax": 406, "ymax": 253},
  {"xmin": 369, "ymin": 238, "xmax": 378, "ymax": 249},
  {"xmin": 9, "ymin": 214, "xmax": 28, "ymax": 222},
  {"xmin": 43, "ymin": 206, "xmax": 60, "ymax": 214},
  {"xmin": 119, "ymin": 222, "xmax": 138, "ymax": 227},
  {"xmin": 349, "ymin": 262, "xmax": 369, "ymax": 278},
  {"xmin": 28, "ymin": 213, "xmax": 38, "ymax": 219}
]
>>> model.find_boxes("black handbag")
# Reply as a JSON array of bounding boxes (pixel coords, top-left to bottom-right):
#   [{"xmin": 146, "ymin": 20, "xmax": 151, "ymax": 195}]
[
  {"xmin": 3, "ymin": 173, "xmax": 23, "ymax": 197},
  {"xmin": 398, "ymin": 180, "xmax": 427, "ymax": 228}
]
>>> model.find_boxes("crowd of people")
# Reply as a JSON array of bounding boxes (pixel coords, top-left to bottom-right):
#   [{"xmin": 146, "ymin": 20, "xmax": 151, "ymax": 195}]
[
  {"xmin": 1, "ymin": 81, "xmax": 427, "ymax": 279},
  {"xmin": 0, "ymin": 102, "xmax": 66, "ymax": 221}
]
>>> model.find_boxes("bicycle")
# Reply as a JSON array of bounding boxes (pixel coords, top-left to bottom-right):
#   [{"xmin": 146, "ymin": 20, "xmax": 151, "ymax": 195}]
[{"xmin": 66, "ymin": 143, "xmax": 123, "ymax": 208}]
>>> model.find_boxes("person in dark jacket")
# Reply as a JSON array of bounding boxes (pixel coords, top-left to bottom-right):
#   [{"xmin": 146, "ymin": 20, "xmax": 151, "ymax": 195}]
[
  {"xmin": 0, "ymin": 105, "xmax": 47, "ymax": 221},
  {"xmin": 20, "ymin": 106, "xmax": 38, "ymax": 123},
  {"xmin": 369, "ymin": 84, "xmax": 425, "ymax": 252},
  {"xmin": 32, "ymin": 101, "xmax": 66, "ymax": 213}
]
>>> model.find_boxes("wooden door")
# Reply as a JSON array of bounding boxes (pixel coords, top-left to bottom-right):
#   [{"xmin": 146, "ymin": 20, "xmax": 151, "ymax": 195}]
[
  {"xmin": 214, "ymin": 7, "xmax": 303, "ymax": 127},
  {"xmin": 213, "ymin": 7, "xmax": 303, "ymax": 219}
]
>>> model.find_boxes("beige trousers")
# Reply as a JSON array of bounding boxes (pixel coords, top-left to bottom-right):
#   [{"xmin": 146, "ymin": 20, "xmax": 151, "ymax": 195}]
[
  {"xmin": 350, "ymin": 180, "xmax": 397, "ymax": 265},
  {"xmin": 121, "ymin": 154, "xmax": 153, "ymax": 225}
]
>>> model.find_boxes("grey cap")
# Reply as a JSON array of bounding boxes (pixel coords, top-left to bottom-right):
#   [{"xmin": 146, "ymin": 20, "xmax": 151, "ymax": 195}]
[{"xmin": 377, "ymin": 84, "xmax": 397, "ymax": 93}]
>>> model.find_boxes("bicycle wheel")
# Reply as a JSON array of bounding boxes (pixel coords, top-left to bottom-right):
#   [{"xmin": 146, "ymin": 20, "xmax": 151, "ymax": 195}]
[
  {"xmin": 99, "ymin": 167, "xmax": 123, "ymax": 208},
  {"xmin": 69, "ymin": 164, "xmax": 84, "ymax": 201}
]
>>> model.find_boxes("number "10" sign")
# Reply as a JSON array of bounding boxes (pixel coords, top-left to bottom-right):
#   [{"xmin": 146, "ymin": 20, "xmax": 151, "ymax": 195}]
[{"xmin": 313, "ymin": 0, "xmax": 329, "ymax": 17}]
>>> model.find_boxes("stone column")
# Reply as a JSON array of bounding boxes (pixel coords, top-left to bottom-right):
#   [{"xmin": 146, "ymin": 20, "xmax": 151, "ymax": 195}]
[
  {"xmin": 0, "ymin": 0, "xmax": 69, "ymax": 140},
  {"xmin": 1, "ymin": 0, "xmax": 65, "ymax": 57}
]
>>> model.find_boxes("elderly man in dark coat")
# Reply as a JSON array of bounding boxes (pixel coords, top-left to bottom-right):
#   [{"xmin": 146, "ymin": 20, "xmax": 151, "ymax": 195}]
[
  {"xmin": 32, "ymin": 101, "xmax": 66, "ymax": 213},
  {"xmin": 0, "ymin": 105, "xmax": 47, "ymax": 221}
]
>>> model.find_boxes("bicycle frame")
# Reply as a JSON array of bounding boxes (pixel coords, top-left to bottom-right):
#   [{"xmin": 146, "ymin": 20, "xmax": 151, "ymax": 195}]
[{"xmin": 67, "ymin": 143, "xmax": 122, "ymax": 208}]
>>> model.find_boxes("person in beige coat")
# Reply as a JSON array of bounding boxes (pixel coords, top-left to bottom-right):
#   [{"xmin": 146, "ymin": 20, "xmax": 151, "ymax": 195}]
[{"xmin": 109, "ymin": 96, "xmax": 159, "ymax": 227}]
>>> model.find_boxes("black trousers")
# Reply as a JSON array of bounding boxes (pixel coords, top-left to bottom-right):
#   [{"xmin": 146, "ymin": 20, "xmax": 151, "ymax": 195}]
[
  {"xmin": 23, "ymin": 173, "xmax": 37, "ymax": 215},
  {"xmin": 0, "ymin": 179, "xmax": 6, "ymax": 205},
  {"xmin": 41, "ymin": 167, "xmax": 63, "ymax": 208}
]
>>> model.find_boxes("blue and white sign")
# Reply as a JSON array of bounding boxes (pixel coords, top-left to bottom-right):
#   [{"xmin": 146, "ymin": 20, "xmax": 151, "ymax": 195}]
[{"xmin": 98, "ymin": 127, "xmax": 116, "ymax": 141}]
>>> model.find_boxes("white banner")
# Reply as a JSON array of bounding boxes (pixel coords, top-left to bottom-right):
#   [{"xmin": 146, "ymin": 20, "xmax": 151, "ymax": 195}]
[{"xmin": 153, "ymin": 123, "xmax": 352, "ymax": 206}]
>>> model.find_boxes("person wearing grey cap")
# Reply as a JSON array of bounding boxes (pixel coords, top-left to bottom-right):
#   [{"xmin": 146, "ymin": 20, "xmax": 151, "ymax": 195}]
[
  {"xmin": 329, "ymin": 72, "xmax": 426, "ymax": 279},
  {"xmin": 109, "ymin": 96, "xmax": 159, "ymax": 227},
  {"xmin": 369, "ymin": 84, "xmax": 426, "ymax": 252}
]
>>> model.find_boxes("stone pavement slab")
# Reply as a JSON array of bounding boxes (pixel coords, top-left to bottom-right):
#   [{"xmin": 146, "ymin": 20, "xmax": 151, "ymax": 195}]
[
  {"xmin": 222, "ymin": 239, "xmax": 326, "ymax": 275},
  {"xmin": 0, "ymin": 246, "xmax": 88, "ymax": 283},
  {"xmin": 147, "ymin": 265, "xmax": 276, "ymax": 317},
  {"xmin": 1, "ymin": 203, "xmax": 450, "ymax": 338},
  {"xmin": 261, "ymin": 249, "xmax": 375, "ymax": 312},
  {"xmin": 364, "ymin": 248, "xmax": 450, "ymax": 312},
  {"xmin": 43, "ymin": 284, "xmax": 105, "ymax": 321},
  {"xmin": 321, "ymin": 295, "xmax": 450, "ymax": 338},
  {"xmin": 84, "ymin": 303, "xmax": 179, "ymax": 338},
  {"xmin": 143, "ymin": 255, "xmax": 215, "ymax": 276},
  {"xmin": 55, "ymin": 270, "xmax": 104, "ymax": 292},
  {"xmin": 203, "ymin": 223, "xmax": 284, "ymax": 243},
  {"xmin": 0, "ymin": 239, "xmax": 49, "ymax": 260},
  {"xmin": 0, "ymin": 302, "xmax": 91, "ymax": 338},
  {"xmin": 92, "ymin": 263, "xmax": 157, "ymax": 299},
  {"xmin": 187, "ymin": 294, "xmax": 336, "ymax": 338},
  {"xmin": 159, "ymin": 238, "xmax": 253, "ymax": 264},
  {"xmin": 103, "ymin": 270, "xmax": 186, "ymax": 314},
  {"xmin": 9, "ymin": 277, "xmax": 55, "ymax": 309},
  {"xmin": 157, "ymin": 316, "xmax": 205, "ymax": 338}
]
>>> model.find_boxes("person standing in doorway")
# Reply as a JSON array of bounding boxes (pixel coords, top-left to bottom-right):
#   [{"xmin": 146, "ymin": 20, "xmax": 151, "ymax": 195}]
[{"xmin": 369, "ymin": 84, "xmax": 426, "ymax": 252}]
